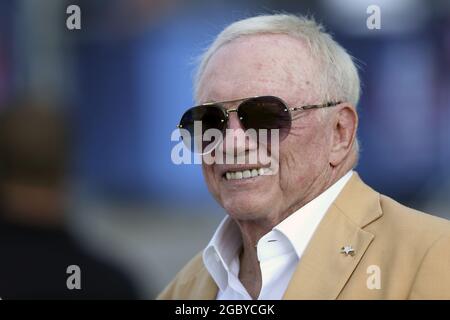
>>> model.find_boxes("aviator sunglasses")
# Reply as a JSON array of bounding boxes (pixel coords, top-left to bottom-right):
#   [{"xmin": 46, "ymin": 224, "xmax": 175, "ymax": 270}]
[{"xmin": 177, "ymin": 95, "xmax": 341, "ymax": 153}]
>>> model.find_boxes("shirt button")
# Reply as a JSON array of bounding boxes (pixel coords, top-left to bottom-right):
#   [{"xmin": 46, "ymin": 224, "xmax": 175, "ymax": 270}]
[{"xmin": 214, "ymin": 253, "xmax": 220, "ymax": 262}]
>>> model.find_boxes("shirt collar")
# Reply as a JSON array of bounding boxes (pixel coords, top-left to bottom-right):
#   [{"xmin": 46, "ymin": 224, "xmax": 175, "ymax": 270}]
[{"xmin": 203, "ymin": 216, "xmax": 242, "ymax": 291}]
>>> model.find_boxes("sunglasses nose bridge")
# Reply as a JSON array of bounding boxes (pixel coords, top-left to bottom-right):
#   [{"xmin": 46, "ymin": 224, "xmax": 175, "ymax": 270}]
[
  {"xmin": 225, "ymin": 108, "xmax": 239, "ymax": 116},
  {"xmin": 224, "ymin": 108, "xmax": 245, "ymax": 132}
]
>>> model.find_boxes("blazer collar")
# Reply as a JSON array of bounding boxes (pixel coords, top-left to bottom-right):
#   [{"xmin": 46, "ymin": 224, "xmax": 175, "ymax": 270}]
[
  {"xmin": 282, "ymin": 172, "xmax": 382, "ymax": 299},
  {"xmin": 193, "ymin": 172, "xmax": 382, "ymax": 300},
  {"xmin": 184, "ymin": 265, "xmax": 218, "ymax": 299}
]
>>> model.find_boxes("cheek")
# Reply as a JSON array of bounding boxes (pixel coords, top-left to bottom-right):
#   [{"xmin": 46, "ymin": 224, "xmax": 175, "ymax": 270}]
[
  {"xmin": 202, "ymin": 165, "xmax": 218, "ymax": 193},
  {"xmin": 278, "ymin": 148, "xmax": 307, "ymax": 192},
  {"xmin": 278, "ymin": 126, "xmax": 329, "ymax": 188},
  {"xmin": 202, "ymin": 165, "xmax": 227, "ymax": 207}
]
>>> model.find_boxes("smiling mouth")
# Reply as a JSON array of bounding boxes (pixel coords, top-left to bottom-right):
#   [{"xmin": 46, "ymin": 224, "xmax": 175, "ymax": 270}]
[{"xmin": 223, "ymin": 167, "xmax": 274, "ymax": 181}]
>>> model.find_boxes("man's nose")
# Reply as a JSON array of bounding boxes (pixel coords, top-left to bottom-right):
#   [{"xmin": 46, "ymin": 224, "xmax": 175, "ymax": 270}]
[
  {"xmin": 226, "ymin": 111, "xmax": 243, "ymax": 131},
  {"xmin": 221, "ymin": 112, "xmax": 257, "ymax": 155}
]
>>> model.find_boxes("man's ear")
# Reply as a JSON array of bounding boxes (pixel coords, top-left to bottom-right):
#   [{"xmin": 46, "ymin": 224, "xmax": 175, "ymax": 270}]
[{"xmin": 329, "ymin": 104, "xmax": 358, "ymax": 167}]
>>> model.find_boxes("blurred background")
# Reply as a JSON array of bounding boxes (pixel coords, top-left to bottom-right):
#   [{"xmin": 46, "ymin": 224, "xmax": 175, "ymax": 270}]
[{"xmin": 0, "ymin": 0, "xmax": 449, "ymax": 299}]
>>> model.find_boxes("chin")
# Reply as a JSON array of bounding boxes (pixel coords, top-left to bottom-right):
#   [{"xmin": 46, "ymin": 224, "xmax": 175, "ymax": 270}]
[{"xmin": 222, "ymin": 196, "xmax": 271, "ymax": 221}]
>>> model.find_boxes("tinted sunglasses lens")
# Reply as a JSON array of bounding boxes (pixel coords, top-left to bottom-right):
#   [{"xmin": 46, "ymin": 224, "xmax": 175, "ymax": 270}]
[
  {"xmin": 179, "ymin": 105, "xmax": 226, "ymax": 153},
  {"xmin": 238, "ymin": 96, "xmax": 291, "ymax": 141}
]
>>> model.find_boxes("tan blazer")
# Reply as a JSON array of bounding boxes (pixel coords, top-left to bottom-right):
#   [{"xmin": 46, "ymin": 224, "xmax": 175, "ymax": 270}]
[{"xmin": 158, "ymin": 173, "xmax": 450, "ymax": 299}]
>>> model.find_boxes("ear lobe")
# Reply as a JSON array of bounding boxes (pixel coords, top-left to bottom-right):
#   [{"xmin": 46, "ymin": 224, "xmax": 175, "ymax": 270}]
[{"xmin": 329, "ymin": 105, "xmax": 358, "ymax": 167}]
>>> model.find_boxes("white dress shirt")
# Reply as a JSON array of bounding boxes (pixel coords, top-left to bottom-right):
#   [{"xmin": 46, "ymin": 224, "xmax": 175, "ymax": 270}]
[{"xmin": 203, "ymin": 170, "xmax": 354, "ymax": 300}]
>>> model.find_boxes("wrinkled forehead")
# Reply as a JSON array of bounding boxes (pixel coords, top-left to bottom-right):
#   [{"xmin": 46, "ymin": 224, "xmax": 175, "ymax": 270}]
[{"xmin": 196, "ymin": 34, "xmax": 321, "ymax": 104}]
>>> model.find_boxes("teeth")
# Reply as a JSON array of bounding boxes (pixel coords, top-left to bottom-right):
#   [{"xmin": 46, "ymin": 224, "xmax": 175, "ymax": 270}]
[{"xmin": 224, "ymin": 168, "xmax": 272, "ymax": 180}]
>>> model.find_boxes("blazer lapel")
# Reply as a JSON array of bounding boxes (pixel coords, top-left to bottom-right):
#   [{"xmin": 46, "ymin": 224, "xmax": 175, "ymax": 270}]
[
  {"xmin": 188, "ymin": 264, "xmax": 219, "ymax": 299},
  {"xmin": 283, "ymin": 173, "xmax": 382, "ymax": 299}
]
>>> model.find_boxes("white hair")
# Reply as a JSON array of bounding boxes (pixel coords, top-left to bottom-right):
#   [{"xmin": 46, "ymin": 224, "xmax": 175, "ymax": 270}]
[{"xmin": 194, "ymin": 14, "xmax": 361, "ymax": 108}]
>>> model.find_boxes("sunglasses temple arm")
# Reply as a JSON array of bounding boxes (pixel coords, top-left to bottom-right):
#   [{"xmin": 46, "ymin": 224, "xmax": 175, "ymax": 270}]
[{"xmin": 291, "ymin": 101, "xmax": 342, "ymax": 111}]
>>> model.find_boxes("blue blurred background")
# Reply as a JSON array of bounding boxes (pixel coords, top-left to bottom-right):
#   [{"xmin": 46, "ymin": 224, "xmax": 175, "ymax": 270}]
[{"xmin": 0, "ymin": 0, "xmax": 449, "ymax": 298}]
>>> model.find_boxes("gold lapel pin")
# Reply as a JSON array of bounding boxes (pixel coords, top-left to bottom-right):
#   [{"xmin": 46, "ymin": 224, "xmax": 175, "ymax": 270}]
[{"xmin": 341, "ymin": 245, "xmax": 355, "ymax": 256}]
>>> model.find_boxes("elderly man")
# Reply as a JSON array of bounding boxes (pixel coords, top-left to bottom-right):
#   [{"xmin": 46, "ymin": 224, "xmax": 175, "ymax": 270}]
[{"xmin": 160, "ymin": 14, "xmax": 450, "ymax": 299}]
